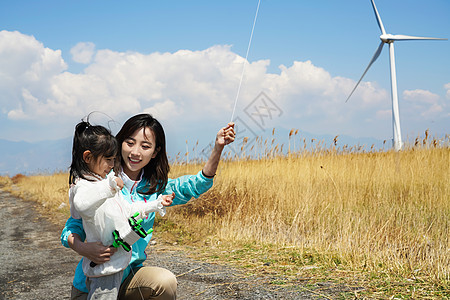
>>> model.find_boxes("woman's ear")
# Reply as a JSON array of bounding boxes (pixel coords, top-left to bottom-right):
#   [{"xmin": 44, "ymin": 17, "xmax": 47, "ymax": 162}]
[
  {"xmin": 152, "ymin": 147, "xmax": 160, "ymax": 158},
  {"xmin": 83, "ymin": 150, "xmax": 92, "ymax": 163}
]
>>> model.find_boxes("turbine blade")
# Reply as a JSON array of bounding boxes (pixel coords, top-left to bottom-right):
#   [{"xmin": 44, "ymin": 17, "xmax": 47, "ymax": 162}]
[
  {"xmin": 371, "ymin": 0, "xmax": 386, "ymax": 35},
  {"xmin": 346, "ymin": 41, "xmax": 384, "ymax": 103},
  {"xmin": 389, "ymin": 34, "xmax": 447, "ymax": 41}
]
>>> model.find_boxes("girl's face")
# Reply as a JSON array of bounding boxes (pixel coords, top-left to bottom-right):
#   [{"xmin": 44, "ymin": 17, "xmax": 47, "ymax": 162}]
[
  {"xmin": 121, "ymin": 126, "xmax": 158, "ymax": 180},
  {"xmin": 87, "ymin": 155, "xmax": 115, "ymax": 179}
]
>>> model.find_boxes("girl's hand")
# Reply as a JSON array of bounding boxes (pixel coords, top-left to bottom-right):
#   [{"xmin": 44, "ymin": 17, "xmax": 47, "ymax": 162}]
[
  {"xmin": 161, "ymin": 192, "xmax": 175, "ymax": 207},
  {"xmin": 115, "ymin": 177, "xmax": 124, "ymax": 190},
  {"xmin": 216, "ymin": 122, "xmax": 235, "ymax": 148}
]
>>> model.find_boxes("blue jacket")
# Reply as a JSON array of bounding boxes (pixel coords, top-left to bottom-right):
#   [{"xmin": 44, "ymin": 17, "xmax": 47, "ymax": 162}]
[{"xmin": 61, "ymin": 171, "xmax": 214, "ymax": 293}]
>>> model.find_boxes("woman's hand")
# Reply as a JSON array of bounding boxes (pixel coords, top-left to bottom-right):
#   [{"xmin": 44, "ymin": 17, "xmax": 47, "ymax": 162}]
[
  {"xmin": 202, "ymin": 122, "xmax": 235, "ymax": 177},
  {"xmin": 68, "ymin": 233, "xmax": 117, "ymax": 265},
  {"xmin": 215, "ymin": 122, "xmax": 235, "ymax": 148},
  {"xmin": 80, "ymin": 242, "xmax": 117, "ymax": 265}
]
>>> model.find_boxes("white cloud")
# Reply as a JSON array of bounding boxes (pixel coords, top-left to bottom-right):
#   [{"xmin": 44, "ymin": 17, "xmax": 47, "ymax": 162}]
[
  {"xmin": 3, "ymin": 30, "xmax": 447, "ymax": 142},
  {"xmin": 402, "ymin": 89, "xmax": 444, "ymax": 118},
  {"xmin": 445, "ymin": 83, "xmax": 450, "ymax": 100},
  {"xmin": 70, "ymin": 42, "xmax": 96, "ymax": 64},
  {"xmin": 403, "ymin": 89, "xmax": 440, "ymax": 104},
  {"xmin": 143, "ymin": 99, "xmax": 181, "ymax": 121},
  {"xmin": 8, "ymin": 89, "xmax": 39, "ymax": 120},
  {"xmin": 0, "ymin": 30, "xmax": 67, "ymax": 112},
  {"xmin": 256, "ymin": 61, "xmax": 388, "ymax": 136}
]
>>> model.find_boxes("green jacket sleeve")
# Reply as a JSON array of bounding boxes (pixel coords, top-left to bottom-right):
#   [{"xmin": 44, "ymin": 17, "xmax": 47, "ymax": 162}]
[
  {"xmin": 60, "ymin": 216, "xmax": 86, "ymax": 248},
  {"xmin": 164, "ymin": 171, "xmax": 214, "ymax": 205}
]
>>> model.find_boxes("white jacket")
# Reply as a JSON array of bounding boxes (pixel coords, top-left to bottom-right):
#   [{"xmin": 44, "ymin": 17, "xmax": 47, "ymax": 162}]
[{"xmin": 69, "ymin": 172, "xmax": 166, "ymax": 277}]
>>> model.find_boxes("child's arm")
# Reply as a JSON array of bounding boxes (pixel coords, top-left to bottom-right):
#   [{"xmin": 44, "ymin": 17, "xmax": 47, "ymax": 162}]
[
  {"xmin": 73, "ymin": 173, "xmax": 121, "ymax": 218},
  {"xmin": 105, "ymin": 193, "xmax": 175, "ymax": 255},
  {"xmin": 128, "ymin": 192, "xmax": 174, "ymax": 219}
]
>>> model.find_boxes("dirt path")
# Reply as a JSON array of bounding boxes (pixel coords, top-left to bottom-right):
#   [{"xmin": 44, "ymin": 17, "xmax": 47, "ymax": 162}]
[
  {"xmin": 0, "ymin": 190, "xmax": 78, "ymax": 299},
  {"xmin": 0, "ymin": 190, "xmax": 356, "ymax": 299}
]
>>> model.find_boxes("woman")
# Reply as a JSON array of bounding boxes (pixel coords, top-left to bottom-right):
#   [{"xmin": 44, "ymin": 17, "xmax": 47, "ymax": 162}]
[{"xmin": 61, "ymin": 113, "xmax": 235, "ymax": 299}]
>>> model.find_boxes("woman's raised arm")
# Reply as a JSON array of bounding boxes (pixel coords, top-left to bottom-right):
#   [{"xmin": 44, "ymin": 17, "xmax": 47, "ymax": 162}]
[{"xmin": 202, "ymin": 122, "xmax": 235, "ymax": 178}]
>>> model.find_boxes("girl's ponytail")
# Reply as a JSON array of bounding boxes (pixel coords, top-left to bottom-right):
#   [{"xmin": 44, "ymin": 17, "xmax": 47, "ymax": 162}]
[
  {"xmin": 69, "ymin": 120, "xmax": 118, "ymax": 185},
  {"xmin": 75, "ymin": 121, "xmax": 90, "ymax": 136}
]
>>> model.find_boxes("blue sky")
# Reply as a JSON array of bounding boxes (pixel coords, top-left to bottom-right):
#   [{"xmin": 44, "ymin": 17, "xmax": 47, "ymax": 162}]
[{"xmin": 0, "ymin": 0, "xmax": 449, "ymax": 154}]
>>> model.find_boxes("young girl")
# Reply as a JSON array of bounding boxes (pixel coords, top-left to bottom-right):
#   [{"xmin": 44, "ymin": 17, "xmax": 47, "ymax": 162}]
[
  {"xmin": 68, "ymin": 120, "xmax": 174, "ymax": 300},
  {"xmin": 62, "ymin": 114, "xmax": 235, "ymax": 300}
]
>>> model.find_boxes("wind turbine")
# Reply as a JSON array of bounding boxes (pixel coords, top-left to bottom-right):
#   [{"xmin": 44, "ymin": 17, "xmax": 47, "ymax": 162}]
[{"xmin": 346, "ymin": 0, "xmax": 447, "ymax": 151}]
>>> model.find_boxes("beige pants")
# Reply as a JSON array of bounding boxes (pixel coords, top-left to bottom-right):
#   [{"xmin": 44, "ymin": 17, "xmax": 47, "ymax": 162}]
[{"xmin": 71, "ymin": 267, "xmax": 177, "ymax": 300}]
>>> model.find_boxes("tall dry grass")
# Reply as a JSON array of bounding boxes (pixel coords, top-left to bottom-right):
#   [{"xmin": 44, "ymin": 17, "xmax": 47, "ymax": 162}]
[
  {"xmin": 2, "ymin": 172, "xmax": 69, "ymax": 213},
  {"xmin": 1, "ymin": 135, "xmax": 448, "ymax": 293},
  {"xmin": 169, "ymin": 146, "xmax": 449, "ymax": 287}
]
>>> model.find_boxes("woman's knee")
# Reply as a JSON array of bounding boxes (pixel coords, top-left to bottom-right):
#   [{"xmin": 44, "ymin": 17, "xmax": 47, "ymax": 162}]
[
  {"xmin": 120, "ymin": 267, "xmax": 177, "ymax": 300},
  {"xmin": 142, "ymin": 267, "xmax": 177, "ymax": 292}
]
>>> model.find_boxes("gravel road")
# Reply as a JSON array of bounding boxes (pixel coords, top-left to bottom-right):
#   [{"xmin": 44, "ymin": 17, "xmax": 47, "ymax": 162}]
[{"xmin": 0, "ymin": 190, "xmax": 357, "ymax": 299}]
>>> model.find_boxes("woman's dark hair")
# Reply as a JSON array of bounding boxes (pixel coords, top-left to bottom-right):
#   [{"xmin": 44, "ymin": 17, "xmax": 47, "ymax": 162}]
[
  {"xmin": 69, "ymin": 121, "xmax": 118, "ymax": 185},
  {"xmin": 115, "ymin": 113, "xmax": 170, "ymax": 195}
]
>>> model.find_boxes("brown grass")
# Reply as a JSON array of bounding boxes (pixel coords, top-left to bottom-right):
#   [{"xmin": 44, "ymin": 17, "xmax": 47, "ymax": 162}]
[
  {"xmin": 1, "ymin": 136, "xmax": 449, "ymax": 298},
  {"xmin": 2, "ymin": 172, "xmax": 69, "ymax": 213},
  {"xmin": 167, "ymin": 144, "xmax": 450, "ymax": 297}
]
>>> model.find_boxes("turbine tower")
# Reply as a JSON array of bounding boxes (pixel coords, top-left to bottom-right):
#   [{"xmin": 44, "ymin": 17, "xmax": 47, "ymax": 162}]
[{"xmin": 346, "ymin": 0, "xmax": 447, "ymax": 151}]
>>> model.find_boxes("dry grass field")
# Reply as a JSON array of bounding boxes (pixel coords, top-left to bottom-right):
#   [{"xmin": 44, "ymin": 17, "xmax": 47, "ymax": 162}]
[{"xmin": 1, "ymin": 136, "xmax": 449, "ymax": 298}]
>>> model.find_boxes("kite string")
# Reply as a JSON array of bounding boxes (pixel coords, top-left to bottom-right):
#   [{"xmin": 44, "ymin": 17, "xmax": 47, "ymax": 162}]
[{"xmin": 230, "ymin": 0, "xmax": 261, "ymax": 122}]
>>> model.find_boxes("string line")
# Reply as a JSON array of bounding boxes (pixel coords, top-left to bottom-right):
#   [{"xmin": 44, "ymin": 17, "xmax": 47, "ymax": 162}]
[
  {"xmin": 124, "ymin": 4, "xmax": 262, "ymax": 300},
  {"xmin": 230, "ymin": 0, "xmax": 261, "ymax": 122}
]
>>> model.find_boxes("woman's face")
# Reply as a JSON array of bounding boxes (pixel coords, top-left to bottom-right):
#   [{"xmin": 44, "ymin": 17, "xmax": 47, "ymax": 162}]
[{"xmin": 121, "ymin": 126, "xmax": 158, "ymax": 180}]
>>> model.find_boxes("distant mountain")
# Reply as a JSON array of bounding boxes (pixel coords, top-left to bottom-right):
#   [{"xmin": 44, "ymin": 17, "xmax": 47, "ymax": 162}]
[{"xmin": 0, "ymin": 138, "xmax": 72, "ymax": 176}]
